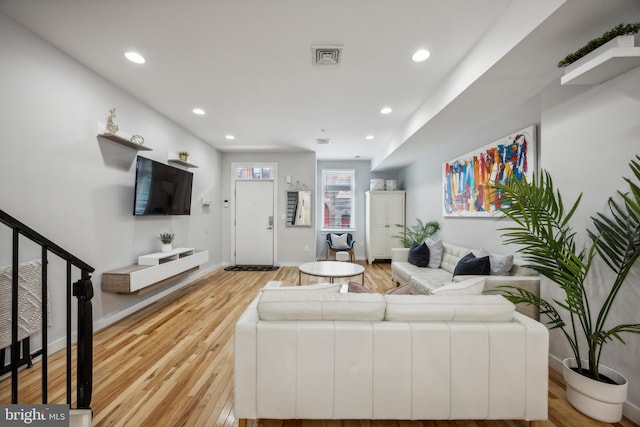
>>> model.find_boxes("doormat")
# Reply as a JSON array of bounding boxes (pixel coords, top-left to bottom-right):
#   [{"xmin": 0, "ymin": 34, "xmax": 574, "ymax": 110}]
[{"xmin": 224, "ymin": 265, "xmax": 279, "ymax": 272}]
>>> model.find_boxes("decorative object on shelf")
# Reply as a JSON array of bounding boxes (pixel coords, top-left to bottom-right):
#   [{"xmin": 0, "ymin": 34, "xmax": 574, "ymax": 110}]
[
  {"xmin": 493, "ymin": 155, "xmax": 640, "ymax": 423},
  {"xmin": 385, "ymin": 179, "xmax": 397, "ymax": 190},
  {"xmin": 393, "ymin": 218, "xmax": 440, "ymax": 248},
  {"xmin": 130, "ymin": 135, "xmax": 144, "ymax": 145},
  {"xmin": 369, "ymin": 179, "xmax": 385, "ymax": 191},
  {"xmin": 286, "ymin": 180, "xmax": 308, "ymax": 191},
  {"xmin": 159, "ymin": 232, "xmax": 175, "ymax": 253},
  {"xmin": 105, "ymin": 108, "xmax": 119, "ymax": 135},
  {"xmin": 443, "ymin": 125, "xmax": 536, "ymax": 217},
  {"xmin": 179, "ymin": 151, "xmax": 189, "ymax": 162},
  {"xmin": 557, "ymin": 22, "xmax": 640, "ymax": 68}
]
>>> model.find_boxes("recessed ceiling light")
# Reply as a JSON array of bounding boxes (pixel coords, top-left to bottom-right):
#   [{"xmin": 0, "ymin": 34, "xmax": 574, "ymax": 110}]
[
  {"xmin": 411, "ymin": 49, "xmax": 431, "ymax": 62},
  {"xmin": 366, "ymin": 135, "xmax": 375, "ymax": 140},
  {"xmin": 225, "ymin": 134, "xmax": 235, "ymax": 140},
  {"xmin": 124, "ymin": 51, "xmax": 145, "ymax": 64},
  {"xmin": 192, "ymin": 108, "xmax": 205, "ymax": 115},
  {"xmin": 380, "ymin": 107, "xmax": 392, "ymax": 115}
]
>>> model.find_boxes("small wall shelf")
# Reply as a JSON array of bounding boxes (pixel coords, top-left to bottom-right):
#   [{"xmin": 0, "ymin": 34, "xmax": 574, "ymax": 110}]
[
  {"xmin": 98, "ymin": 133, "xmax": 152, "ymax": 151},
  {"xmin": 561, "ymin": 35, "xmax": 640, "ymax": 85},
  {"xmin": 102, "ymin": 248, "xmax": 208, "ymax": 294},
  {"xmin": 168, "ymin": 159, "xmax": 198, "ymax": 168}
]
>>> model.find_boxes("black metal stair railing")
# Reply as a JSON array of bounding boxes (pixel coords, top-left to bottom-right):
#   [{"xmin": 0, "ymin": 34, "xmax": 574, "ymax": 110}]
[{"xmin": 0, "ymin": 209, "xmax": 94, "ymax": 409}]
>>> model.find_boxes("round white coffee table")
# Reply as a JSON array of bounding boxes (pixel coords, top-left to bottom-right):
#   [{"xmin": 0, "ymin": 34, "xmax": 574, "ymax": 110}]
[{"xmin": 298, "ymin": 261, "xmax": 365, "ymax": 286}]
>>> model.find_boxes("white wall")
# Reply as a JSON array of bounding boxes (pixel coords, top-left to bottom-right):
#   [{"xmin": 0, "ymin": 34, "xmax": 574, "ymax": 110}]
[
  {"xmin": 0, "ymin": 14, "xmax": 223, "ymax": 346},
  {"xmin": 399, "ymin": 66, "xmax": 640, "ymax": 421},
  {"xmin": 220, "ymin": 151, "xmax": 317, "ymax": 266},
  {"xmin": 398, "ymin": 94, "xmax": 541, "ymax": 251}
]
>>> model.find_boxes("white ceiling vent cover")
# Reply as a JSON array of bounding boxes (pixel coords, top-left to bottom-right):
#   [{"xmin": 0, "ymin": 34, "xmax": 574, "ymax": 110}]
[
  {"xmin": 316, "ymin": 138, "xmax": 331, "ymax": 144},
  {"xmin": 312, "ymin": 45, "xmax": 342, "ymax": 65}
]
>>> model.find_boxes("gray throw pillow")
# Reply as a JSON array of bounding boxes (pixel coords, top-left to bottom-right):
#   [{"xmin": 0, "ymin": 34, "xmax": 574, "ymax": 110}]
[
  {"xmin": 477, "ymin": 248, "xmax": 514, "ymax": 275},
  {"xmin": 426, "ymin": 238, "xmax": 443, "ymax": 268}
]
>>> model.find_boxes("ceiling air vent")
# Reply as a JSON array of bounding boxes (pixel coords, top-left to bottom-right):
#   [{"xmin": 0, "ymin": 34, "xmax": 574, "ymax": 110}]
[
  {"xmin": 312, "ymin": 45, "xmax": 342, "ymax": 66},
  {"xmin": 316, "ymin": 138, "xmax": 331, "ymax": 145}
]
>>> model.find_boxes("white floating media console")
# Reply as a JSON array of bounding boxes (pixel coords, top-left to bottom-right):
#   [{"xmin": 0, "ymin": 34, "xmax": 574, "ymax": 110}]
[{"xmin": 102, "ymin": 248, "xmax": 209, "ymax": 294}]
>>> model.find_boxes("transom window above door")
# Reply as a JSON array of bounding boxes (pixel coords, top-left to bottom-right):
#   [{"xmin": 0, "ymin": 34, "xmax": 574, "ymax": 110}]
[{"xmin": 236, "ymin": 166, "xmax": 274, "ymax": 180}]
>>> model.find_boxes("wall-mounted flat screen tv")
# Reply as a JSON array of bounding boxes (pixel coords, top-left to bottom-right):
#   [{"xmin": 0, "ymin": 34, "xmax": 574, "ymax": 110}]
[{"xmin": 133, "ymin": 156, "xmax": 193, "ymax": 215}]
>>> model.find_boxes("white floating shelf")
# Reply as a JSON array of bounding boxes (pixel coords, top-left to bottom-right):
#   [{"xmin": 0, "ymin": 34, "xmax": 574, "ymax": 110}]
[
  {"xmin": 168, "ymin": 159, "xmax": 199, "ymax": 168},
  {"xmin": 561, "ymin": 34, "xmax": 640, "ymax": 85},
  {"xmin": 98, "ymin": 133, "xmax": 153, "ymax": 151}
]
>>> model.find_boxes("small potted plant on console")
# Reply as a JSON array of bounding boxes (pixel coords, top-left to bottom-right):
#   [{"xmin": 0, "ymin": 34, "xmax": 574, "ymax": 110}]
[{"xmin": 159, "ymin": 232, "xmax": 175, "ymax": 252}]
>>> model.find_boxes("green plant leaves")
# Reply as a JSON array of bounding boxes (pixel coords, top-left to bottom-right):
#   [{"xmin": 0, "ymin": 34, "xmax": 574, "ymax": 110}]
[
  {"xmin": 493, "ymin": 155, "xmax": 640, "ymax": 382},
  {"xmin": 393, "ymin": 218, "xmax": 440, "ymax": 248}
]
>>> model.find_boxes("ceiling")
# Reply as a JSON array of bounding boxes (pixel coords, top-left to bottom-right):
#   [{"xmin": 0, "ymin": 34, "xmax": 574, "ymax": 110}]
[{"xmin": 1, "ymin": 0, "xmax": 638, "ymax": 170}]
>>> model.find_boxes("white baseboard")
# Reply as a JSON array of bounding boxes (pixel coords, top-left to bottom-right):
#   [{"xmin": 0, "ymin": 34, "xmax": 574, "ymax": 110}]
[{"xmin": 548, "ymin": 353, "xmax": 640, "ymax": 424}]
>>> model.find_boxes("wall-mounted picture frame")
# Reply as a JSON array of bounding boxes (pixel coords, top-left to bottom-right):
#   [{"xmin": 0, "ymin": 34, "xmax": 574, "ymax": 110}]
[{"xmin": 442, "ymin": 125, "xmax": 536, "ymax": 217}]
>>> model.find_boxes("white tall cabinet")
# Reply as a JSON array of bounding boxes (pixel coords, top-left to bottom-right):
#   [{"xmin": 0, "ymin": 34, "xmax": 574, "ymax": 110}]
[{"xmin": 365, "ymin": 190, "xmax": 405, "ymax": 264}]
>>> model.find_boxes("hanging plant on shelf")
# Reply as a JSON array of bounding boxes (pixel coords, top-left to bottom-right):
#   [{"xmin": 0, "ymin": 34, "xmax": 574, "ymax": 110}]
[{"xmin": 557, "ymin": 22, "xmax": 640, "ymax": 68}]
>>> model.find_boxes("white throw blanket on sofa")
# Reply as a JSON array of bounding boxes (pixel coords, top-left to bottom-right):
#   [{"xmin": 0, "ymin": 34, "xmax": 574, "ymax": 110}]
[{"xmin": 0, "ymin": 259, "xmax": 51, "ymax": 349}]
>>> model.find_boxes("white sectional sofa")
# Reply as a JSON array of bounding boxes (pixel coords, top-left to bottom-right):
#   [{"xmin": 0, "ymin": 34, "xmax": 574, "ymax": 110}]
[
  {"xmin": 392, "ymin": 241, "xmax": 541, "ymax": 320},
  {"xmin": 234, "ymin": 281, "xmax": 549, "ymax": 425}
]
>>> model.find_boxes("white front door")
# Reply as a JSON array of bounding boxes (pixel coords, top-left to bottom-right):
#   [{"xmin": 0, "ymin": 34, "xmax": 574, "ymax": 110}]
[{"xmin": 235, "ymin": 180, "xmax": 274, "ymax": 265}]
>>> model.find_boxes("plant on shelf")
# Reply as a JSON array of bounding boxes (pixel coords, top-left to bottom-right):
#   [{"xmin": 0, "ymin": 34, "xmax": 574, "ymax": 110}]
[
  {"xmin": 493, "ymin": 156, "xmax": 640, "ymax": 421},
  {"xmin": 557, "ymin": 22, "xmax": 640, "ymax": 67},
  {"xmin": 179, "ymin": 151, "xmax": 189, "ymax": 162},
  {"xmin": 159, "ymin": 233, "xmax": 175, "ymax": 244},
  {"xmin": 394, "ymin": 218, "xmax": 440, "ymax": 248}
]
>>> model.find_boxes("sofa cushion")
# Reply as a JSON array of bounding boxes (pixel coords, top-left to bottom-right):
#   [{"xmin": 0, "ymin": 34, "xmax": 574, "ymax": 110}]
[
  {"xmin": 383, "ymin": 295, "xmax": 515, "ymax": 322},
  {"xmin": 439, "ymin": 242, "xmax": 470, "ymax": 273},
  {"xmin": 453, "ymin": 253, "xmax": 490, "ymax": 276},
  {"xmin": 477, "ymin": 249, "xmax": 514, "ymax": 275},
  {"xmin": 408, "ymin": 241, "xmax": 430, "ymax": 267},
  {"xmin": 257, "ymin": 291, "xmax": 386, "ymax": 321},
  {"xmin": 261, "ymin": 282, "xmax": 342, "ymax": 293},
  {"xmin": 425, "ymin": 238, "xmax": 444, "ymax": 268},
  {"xmin": 429, "ymin": 277, "xmax": 486, "ymax": 296},
  {"xmin": 408, "ymin": 267, "xmax": 453, "ymax": 294}
]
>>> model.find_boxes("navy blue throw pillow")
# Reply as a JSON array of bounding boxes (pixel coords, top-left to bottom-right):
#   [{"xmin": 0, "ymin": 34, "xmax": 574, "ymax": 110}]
[
  {"xmin": 453, "ymin": 252, "xmax": 491, "ymax": 276},
  {"xmin": 408, "ymin": 241, "xmax": 430, "ymax": 267}
]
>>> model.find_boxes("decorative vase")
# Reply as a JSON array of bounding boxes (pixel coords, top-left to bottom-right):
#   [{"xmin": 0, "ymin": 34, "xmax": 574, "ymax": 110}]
[
  {"xmin": 562, "ymin": 358, "xmax": 628, "ymax": 423},
  {"xmin": 161, "ymin": 243, "xmax": 173, "ymax": 253}
]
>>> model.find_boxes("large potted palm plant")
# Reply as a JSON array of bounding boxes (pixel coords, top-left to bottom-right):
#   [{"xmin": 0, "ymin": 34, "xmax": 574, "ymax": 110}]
[{"xmin": 494, "ymin": 155, "xmax": 640, "ymax": 423}]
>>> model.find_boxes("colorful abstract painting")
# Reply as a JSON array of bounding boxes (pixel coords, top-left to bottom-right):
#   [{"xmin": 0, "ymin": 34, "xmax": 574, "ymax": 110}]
[{"xmin": 442, "ymin": 126, "xmax": 536, "ymax": 217}]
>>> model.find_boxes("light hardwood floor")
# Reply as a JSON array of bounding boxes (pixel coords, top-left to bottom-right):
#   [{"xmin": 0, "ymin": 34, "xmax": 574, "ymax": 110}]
[{"xmin": 1, "ymin": 262, "xmax": 637, "ymax": 427}]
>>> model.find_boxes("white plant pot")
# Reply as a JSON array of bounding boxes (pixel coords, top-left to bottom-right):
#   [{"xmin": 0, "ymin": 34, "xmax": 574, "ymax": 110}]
[
  {"xmin": 562, "ymin": 358, "xmax": 628, "ymax": 423},
  {"xmin": 161, "ymin": 243, "xmax": 173, "ymax": 253}
]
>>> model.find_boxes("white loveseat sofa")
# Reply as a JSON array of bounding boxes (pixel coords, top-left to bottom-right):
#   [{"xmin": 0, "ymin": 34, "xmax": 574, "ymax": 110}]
[
  {"xmin": 392, "ymin": 241, "xmax": 541, "ymax": 319},
  {"xmin": 234, "ymin": 281, "xmax": 549, "ymax": 425}
]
